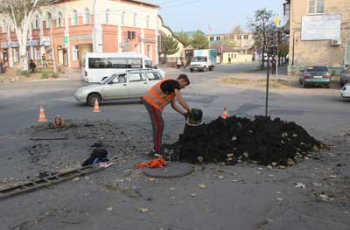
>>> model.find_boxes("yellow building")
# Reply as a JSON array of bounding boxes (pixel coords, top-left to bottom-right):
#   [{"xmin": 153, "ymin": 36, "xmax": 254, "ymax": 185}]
[{"xmin": 285, "ymin": 0, "xmax": 350, "ymax": 74}]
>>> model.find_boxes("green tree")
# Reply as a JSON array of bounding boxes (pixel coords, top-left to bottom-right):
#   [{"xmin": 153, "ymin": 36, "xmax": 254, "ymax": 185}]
[
  {"xmin": 190, "ymin": 30, "xmax": 209, "ymax": 49},
  {"xmin": 161, "ymin": 35, "xmax": 179, "ymax": 58},
  {"xmin": 176, "ymin": 32, "xmax": 191, "ymax": 47},
  {"xmin": 279, "ymin": 42, "xmax": 289, "ymax": 57},
  {"xmin": 248, "ymin": 9, "xmax": 276, "ymax": 70},
  {"xmin": 0, "ymin": 0, "xmax": 45, "ymax": 70}
]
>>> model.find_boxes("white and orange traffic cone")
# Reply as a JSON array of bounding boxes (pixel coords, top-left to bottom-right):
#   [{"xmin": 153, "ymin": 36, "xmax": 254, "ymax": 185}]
[
  {"xmin": 93, "ymin": 99, "xmax": 101, "ymax": 113},
  {"xmin": 37, "ymin": 105, "xmax": 48, "ymax": 122},
  {"xmin": 222, "ymin": 106, "xmax": 228, "ymax": 119}
]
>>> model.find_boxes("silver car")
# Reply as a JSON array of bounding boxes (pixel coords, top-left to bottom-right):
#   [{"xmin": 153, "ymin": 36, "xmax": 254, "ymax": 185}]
[
  {"xmin": 74, "ymin": 69, "xmax": 164, "ymax": 106},
  {"xmin": 340, "ymin": 68, "xmax": 350, "ymax": 87}
]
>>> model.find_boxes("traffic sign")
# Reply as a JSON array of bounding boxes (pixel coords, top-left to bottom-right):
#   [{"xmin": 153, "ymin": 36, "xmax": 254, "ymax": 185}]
[{"xmin": 274, "ymin": 15, "xmax": 280, "ymax": 27}]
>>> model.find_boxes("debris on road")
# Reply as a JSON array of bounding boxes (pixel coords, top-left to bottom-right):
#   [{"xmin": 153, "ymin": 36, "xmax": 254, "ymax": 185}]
[
  {"xmin": 295, "ymin": 182, "xmax": 306, "ymax": 189},
  {"xmin": 198, "ymin": 183, "xmax": 207, "ymax": 189},
  {"xmin": 82, "ymin": 148, "xmax": 109, "ymax": 167},
  {"xmin": 166, "ymin": 116, "xmax": 324, "ymax": 166},
  {"xmin": 138, "ymin": 207, "xmax": 149, "ymax": 213}
]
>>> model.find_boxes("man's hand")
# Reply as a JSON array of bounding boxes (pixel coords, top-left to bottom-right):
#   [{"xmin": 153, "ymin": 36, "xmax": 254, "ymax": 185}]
[{"xmin": 183, "ymin": 112, "xmax": 189, "ymax": 119}]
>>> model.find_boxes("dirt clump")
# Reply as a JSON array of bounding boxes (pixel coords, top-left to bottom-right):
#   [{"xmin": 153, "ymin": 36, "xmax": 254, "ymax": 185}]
[{"xmin": 165, "ymin": 116, "xmax": 324, "ymax": 166}]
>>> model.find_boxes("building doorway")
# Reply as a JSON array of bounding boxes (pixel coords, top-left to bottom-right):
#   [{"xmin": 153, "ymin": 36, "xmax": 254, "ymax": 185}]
[{"xmin": 57, "ymin": 46, "xmax": 68, "ymax": 67}]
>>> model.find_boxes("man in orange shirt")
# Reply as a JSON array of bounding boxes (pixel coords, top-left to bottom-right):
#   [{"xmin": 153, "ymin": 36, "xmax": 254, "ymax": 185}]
[{"xmin": 142, "ymin": 74, "xmax": 192, "ymax": 157}]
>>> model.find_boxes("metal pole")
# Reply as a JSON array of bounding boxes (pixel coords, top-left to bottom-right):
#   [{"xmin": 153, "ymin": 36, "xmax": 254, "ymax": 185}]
[
  {"xmin": 292, "ymin": 32, "xmax": 295, "ymax": 73},
  {"xmin": 265, "ymin": 52, "xmax": 270, "ymax": 117},
  {"xmin": 276, "ymin": 29, "xmax": 279, "ymax": 75}
]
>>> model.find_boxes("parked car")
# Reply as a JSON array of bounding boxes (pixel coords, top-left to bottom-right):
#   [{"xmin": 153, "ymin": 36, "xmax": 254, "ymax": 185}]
[
  {"xmin": 74, "ymin": 69, "xmax": 164, "ymax": 106},
  {"xmin": 341, "ymin": 83, "xmax": 350, "ymax": 98},
  {"xmin": 299, "ymin": 66, "xmax": 331, "ymax": 88},
  {"xmin": 340, "ymin": 68, "xmax": 350, "ymax": 87}
]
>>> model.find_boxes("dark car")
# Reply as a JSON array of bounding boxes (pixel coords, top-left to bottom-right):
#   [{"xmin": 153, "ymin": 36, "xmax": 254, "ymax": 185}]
[
  {"xmin": 299, "ymin": 66, "xmax": 331, "ymax": 88},
  {"xmin": 340, "ymin": 68, "xmax": 350, "ymax": 87}
]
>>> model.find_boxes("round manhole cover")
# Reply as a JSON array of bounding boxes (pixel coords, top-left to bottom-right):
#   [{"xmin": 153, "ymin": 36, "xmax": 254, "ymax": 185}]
[{"xmin": 142, "ymin": 162, "xmax": 194, "ymax": 178}]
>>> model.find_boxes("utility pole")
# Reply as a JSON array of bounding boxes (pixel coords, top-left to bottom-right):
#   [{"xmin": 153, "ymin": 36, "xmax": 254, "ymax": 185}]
[{"xmin": 208, "ymin": 25, "xmax": 211, "ymax": 49}]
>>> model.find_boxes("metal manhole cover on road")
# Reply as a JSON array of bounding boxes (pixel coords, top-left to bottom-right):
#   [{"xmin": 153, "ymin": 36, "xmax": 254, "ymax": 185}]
[{"xmin": 142, "ymin": 162, "xmax": 194, "ymax": 178}]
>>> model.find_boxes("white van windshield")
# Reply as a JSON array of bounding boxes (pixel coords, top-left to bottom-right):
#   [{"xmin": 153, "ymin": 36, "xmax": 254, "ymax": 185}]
[{"xmin": 192, "ymin": 56, "xmax": 207, "ymax": 62}]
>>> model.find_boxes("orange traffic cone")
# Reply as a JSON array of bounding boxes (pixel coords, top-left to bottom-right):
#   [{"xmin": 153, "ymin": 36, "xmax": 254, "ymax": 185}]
[
  {"xmin": 222, "ymin": 106, "xmax": 228, "ymax": 119},
  {"xmin": 93, "ymin": 99, "xmax": 100, "ymax": 113},
  {"xmin": 37, "ymin": 105, "xmax": 48, "ymax": 122}
]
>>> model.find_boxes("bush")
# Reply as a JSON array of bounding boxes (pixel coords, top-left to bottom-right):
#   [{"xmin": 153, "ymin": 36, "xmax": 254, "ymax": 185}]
[
  {"xmin": 331, "ymin": 70, "xmax": 337, "ymax": 76},
  {"xmin": 41, "ymin": 71, "xmax": 48, "ymax": 79},
  {"xmin": 52, "ymin": 72, "xmax": 59, "ymax": 78},
  {"xmin": 21, "ymin": 70, "xmax": 30, "ymax": 77}
]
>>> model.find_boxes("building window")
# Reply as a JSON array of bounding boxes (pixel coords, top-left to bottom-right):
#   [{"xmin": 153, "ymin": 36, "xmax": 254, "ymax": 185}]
[
  {"xmin": 244, "ymin": 35, "xmax": 249, "ymax": 40},
  {"xmin": 146, "ymin": 15, "xmax": 150, "ymax": 28},
  {"xmin": 237, "ymin": 35, "xmax": 242, "ymax": 40},
  {"xmin": 57, "ymin": 12, "xmax": 63, "ymax": 27},
  {"xmin": 121, "ymin": 11, "xmax": 125, "ymax": 25},
  {"xmin": 2, "ymin": 20, "xmax": 7, "ymax": 33},
  {"xmin": 46, "ymin": 12, "xmax": 51, "ymax": 28},
  {"xmin": 133, "ymin": 13, "xmax": 137, "ymax": 27},
  {"xmin": 217, "ymin": 37, "xmax": 221, "ymax": 41},
  {"xmin": 72, "ymin": 10, "xmax": 78, "ymax": 25},
  {"xmin": 210, "ymin": 37, "xmax": 214, "ymax": 41},
  {"xmin": 34, "ymin": 14, "xmax": 40, "ymax": 29},
  {"xmin": 106, "ymin": 9, "xmax": 110, "ymax": 24},
  {"xmin": 309, "ymin": 0, "xmax": 324, "ymax": 14},
  {"xmin": 84, "ymin": 8, "xmax": 90, "ymax": 24},
  {"xmin": 73, "ymin": 45, "xmax": 79, "ymax": 61}
]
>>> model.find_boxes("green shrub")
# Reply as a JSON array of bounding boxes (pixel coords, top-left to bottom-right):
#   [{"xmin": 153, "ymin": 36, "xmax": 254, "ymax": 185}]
[
  {"xmin": 41, "ymin": 71, "xmax": 48, "ymax": 79},
  {"xmin": 21, "ymin": 70, "xmax": 30, "ymax": 77},
  {"xmin": 52, "ymin": 72, "xmax": 59, "ymax": 78},
  {"xmin": 331, "ymin": 70, "xmax": 337, "ymax": 76}
]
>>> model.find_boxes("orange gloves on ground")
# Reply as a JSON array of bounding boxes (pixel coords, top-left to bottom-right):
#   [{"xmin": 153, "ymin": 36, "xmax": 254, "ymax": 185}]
[{"xmin": 136, "ymin": 158, "xmax": 167, "ymax": 169}]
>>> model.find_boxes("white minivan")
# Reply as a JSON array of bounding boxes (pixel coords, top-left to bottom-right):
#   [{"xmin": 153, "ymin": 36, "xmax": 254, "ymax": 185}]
[{"xmin": 82, "ymin": 52, "xmax": 163, "ymax": 83}]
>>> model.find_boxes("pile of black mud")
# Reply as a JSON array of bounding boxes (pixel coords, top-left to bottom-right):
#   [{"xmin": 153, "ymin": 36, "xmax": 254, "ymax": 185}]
[{"xmin": 165, "ymin": 116, "xmax": 325, "ymax": 166}]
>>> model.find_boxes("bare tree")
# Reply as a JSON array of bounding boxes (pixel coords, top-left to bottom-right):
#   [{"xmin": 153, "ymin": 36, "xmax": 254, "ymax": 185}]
[
  {"xmin": 248, "ymin": 9, "xmax": 275, "ymax": 70},
  {"xmin": 0, "ymin": 0, "xmax": 43, "ymax": 70}
]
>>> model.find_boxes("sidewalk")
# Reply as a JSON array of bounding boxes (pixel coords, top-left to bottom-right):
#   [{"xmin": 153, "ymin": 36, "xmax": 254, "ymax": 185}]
[{"xmin": 0, "ymin": 70, "xmax": 81, "ymax": 84}]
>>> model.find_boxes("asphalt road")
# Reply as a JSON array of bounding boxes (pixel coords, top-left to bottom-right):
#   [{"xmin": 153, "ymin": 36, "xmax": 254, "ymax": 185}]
[{"xmin": 0, "ymin": 63, "xmax": 350, "ymax": 230}]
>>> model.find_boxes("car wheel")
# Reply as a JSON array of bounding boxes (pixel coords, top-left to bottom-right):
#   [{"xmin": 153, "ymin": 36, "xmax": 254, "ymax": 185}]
[
  {"xmin": 87, "ymin": 93, "xmax": 101, "ymax": 107},
  {"xmin": 299, "ymin": 78, "xmax": 302, "ymax": 85},
  {"xmin": 325, "ymin": 84, "xmax": 330, "ymax": 89},
  {"xmin": 190, "ymin": 69, "xmax": 194, "ymax": 72}
]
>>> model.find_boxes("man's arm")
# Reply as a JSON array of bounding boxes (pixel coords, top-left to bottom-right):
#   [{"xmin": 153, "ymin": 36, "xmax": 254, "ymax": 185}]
[
  {"xmin": 170, "ymin": 99, "xmax": 187, "ymax": 115},
  {"xmin": 174, "ymin": 89, "xmax": 191, "ymax": 112}
]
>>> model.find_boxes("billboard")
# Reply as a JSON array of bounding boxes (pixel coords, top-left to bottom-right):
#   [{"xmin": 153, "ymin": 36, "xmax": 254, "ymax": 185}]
[{"xmin": 301, "ymin": 14, "xmax": 341, "ymax": 41}]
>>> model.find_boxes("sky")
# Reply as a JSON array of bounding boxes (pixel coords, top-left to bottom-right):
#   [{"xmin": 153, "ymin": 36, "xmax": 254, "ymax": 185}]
[{"xmin": 151, "ymin": 0, "xmax": 285, "ymax": 34}]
